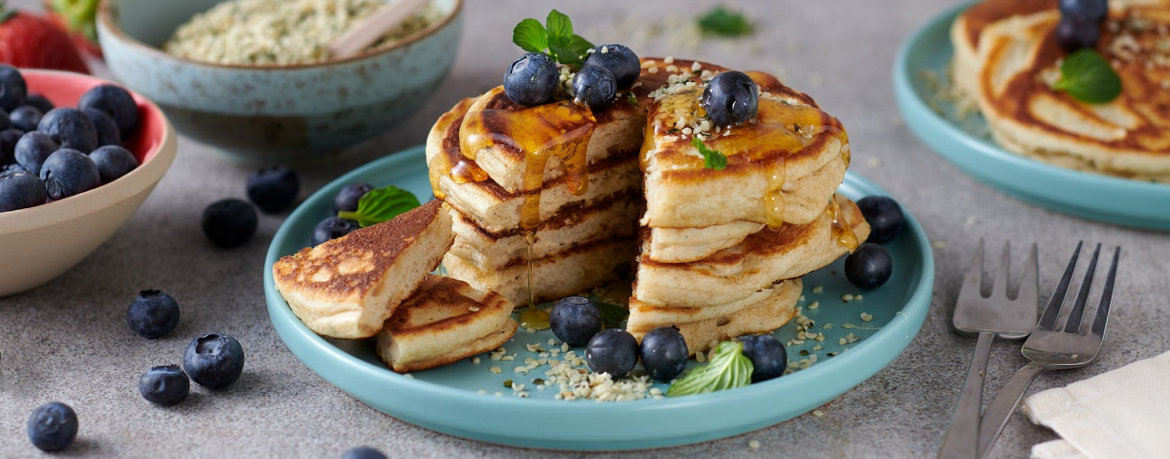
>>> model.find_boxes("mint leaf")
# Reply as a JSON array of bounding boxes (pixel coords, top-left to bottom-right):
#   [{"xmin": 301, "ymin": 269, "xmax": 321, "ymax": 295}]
[
  {"xmin": 512, "ymin": 18, "xmax": 548, "ymax": 54},
  {"xmin": 567, "ymin": 34, "xmax": 594, "ymax": 58},
  {"xmin": 337, "ymin": 186, "xmax": 420, "ymax": 227},
  {"xmin": 692, "ymin": 137, "xmax": 727, "ymax": 170},
  {"xmin": 667, "ymin": 341, "xmax": 753, "ymax": 396},
  {"xmin": 1052, "ymin": 49, "xmax": 1122, "ymax": 104},
  {"xmin": 545, "ymin": 9, "xmax": 573, "ymax": 41},
  {"xmin": 594, "ymin": 302, "xmax": 629, "ymax": 329},
  {"xmin": 548, "ymin": 41, "xmax": 583, "ymax": 68},
  {"xmin": 697, "ymin": 7, "xmax": 753, "ymax": 37}
]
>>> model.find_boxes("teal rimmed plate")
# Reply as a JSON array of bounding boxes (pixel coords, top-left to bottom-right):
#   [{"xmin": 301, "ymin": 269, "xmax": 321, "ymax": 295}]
[
  {"xmin": 263, "ymin": 145, "xmax": 935, "ymax": 451},
  {"xmin": 893, "ymin": 2, "xmax": 1170, "ymax": 230}
]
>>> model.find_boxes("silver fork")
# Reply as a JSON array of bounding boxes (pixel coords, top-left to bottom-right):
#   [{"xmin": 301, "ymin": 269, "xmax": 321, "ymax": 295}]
[
  {"xmin": 977, "ymin": 242, "xmax": 1121, "ymax": 458},
  {"xmin": 938, "ymin": 240, "xmax": 1039, "ymax": 459}
]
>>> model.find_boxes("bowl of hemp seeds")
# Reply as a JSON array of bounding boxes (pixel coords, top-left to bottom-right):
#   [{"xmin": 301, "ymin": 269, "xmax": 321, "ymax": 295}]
[{"xmin": 96, "ymin": 0, "xmax": 462, "ymax": 163}]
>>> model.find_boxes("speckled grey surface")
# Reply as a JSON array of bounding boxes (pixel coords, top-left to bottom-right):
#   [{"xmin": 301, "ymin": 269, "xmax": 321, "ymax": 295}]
[{"xmin": 3, "ymin": 1, "xmax": 1167, "ymax": 458}]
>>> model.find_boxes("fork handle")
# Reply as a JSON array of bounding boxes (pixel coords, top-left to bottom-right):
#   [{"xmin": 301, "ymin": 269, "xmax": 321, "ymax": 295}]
[
  {"xmin": 977, "ymin": 364, "xmax": 1045, "ymax": 458},
  {"xmin": 938, "ymin": 331, "xmax": 995, "ymax": 459}
]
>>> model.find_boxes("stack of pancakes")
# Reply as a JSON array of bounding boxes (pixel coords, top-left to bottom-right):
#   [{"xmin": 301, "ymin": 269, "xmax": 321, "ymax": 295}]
[{"xmin": 952, "ymin": 0, "xmax": 1170, "ymax": 182}]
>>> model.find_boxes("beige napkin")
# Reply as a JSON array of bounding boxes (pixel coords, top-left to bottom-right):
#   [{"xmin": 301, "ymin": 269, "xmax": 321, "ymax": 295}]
[{"xmin": 1020, "ymin": 351, "xmax": 1170, "ymax": 459}]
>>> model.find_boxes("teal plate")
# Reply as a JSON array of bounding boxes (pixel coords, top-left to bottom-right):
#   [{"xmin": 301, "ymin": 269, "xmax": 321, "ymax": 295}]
[
  {"xmin": 893, "ymin": 2, "xmax": 1170, "ymax": 230},
  {"xmin": 264, "ymin": 145, "xmax": 935, "ymax": 451}
]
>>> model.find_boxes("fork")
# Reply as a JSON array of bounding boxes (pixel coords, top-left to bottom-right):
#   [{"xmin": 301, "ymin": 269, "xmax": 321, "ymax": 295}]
[
  {"xmin": 938, "ymin": 240, "xmax": 1039, "ymax": 459},
  {"xmin": 977, "ymin": 242, "xmax": 1121, "ymax": 459}
]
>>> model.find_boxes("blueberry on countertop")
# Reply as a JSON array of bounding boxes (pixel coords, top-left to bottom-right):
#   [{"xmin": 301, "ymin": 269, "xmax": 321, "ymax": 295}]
[
  {"xmin": 845, "ymin": 243, "xmax": 893, "ymax": 290},
  {"xmin": 1056, "ymin": 12, "xmax": 1100, "ymax": 52},
  {"xmin": 83, "ymin": 108, "xmax": 121, "ymax": 148},
  {"xmin": 89, "ymin": 145, "xmax": 138, "ymax": 184},
  {"xmin": 738, "ymin": 334, "xmax": 787, "ymax": 383},
  {"xmin": 14, "ymin": 131, "xmax": 58, "ymax": 175},
  {"xmin": 334, "ymin": 182, "xmax": 373, "ymax": 213},
  {"xmin": 856, "ymin": 196, "xmax": 904, "ymax": 244},
  {"xmin": 0, "ymin": 170, "xmax": 47, "ymax": 212},
  {"xmin": 1060, "ymin": 0, "xmax": 1108, "ymax": 21},
  {"xmin": 25, "ymin": 94, "xmax": 53, "ymax": 113},
  {"xmin": 202, "ymin": 199, "xmax": 258, "ymax": 249},
  {"xmin": 247, "ymin": 165, "xmax": 299, "ymax": 214},
  {"xmin": 138, "ymin": 365, "xmax": 190, "ymax": 406},
  {"xmin": 40, "ymin": 149, "xmax": 100, "ymax": 200},
  {"xmin": 127, "ymin": 290, "xmax": 180, "ymax": 339},
  {"xmin": 38, "ymin": 108, "xmax": 97, "ymax": 153},
  {"xmin": 0, "ymin": 64, "xmax": 26, "ymax": 111},
  {"xmin": 10, "ymin": 105, "xmax": 41, "ymax": 132},
  {"xmin": 27, "ymin": 402, "xmax": 77, "ymax": 452},
  {"xmin": 77, "ymin": 84, "xmax": 139, "ymax": 136},
  {"xmin": 571, "ymin": 65, "xmax": 617, "ymax": 112},
  {"xmin": 583, "ymin": 44, "xmax": 640, "ymax": 89},
  {"xmin": 0, "ymin": 128, "xmax": 23, "ymax": 164},
  {"xmin": 341, "ymin": 446, "xmax": 389, "ymax": 459},
  {"xmin": 183, "ymin": 333, "xmax": 245, "ymax": 390},
  {"xmin": 312, "ymin": 216, "xmax": 360, "ymax": 246},
  {"xmin": 701, "ymin": 71, "xmax": 759, "ymax": 126},
  {"xmin": 549, "ymin": 296, "xmax": 603, "ymax": 346},
  {"xmin": 503, "ymin": 52, "xmax": 559, "ymax": 107},
  {"xmin": 640, "ymin": 326, "xmax": 688, "ymax": 382},
  {"xmin": 585, "ymin": 329, "xmax": 639, "ymax": 378}
]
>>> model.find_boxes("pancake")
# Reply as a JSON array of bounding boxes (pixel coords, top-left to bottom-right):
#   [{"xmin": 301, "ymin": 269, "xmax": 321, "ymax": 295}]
[{"xmin": 951, "ymin": 0, "xmax": 1057, "ymax": 101}]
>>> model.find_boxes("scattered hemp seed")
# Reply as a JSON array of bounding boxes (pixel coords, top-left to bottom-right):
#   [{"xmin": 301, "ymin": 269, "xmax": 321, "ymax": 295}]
[
  {"xmin": 861, "ymin": 312, "xmax": 873, "ymax": 322},
  {"xmin": 812, "ymin": 285, "xmax": 824, "ymax": 293},
  {"xmin": 748, "ymin": 439, "xmax": 761, "ymax": 450},
  {"xmin": 812, "ymin": 409, "xmax": 825, "ymax": 417},
  {"xmin": 490, "ymin": 366, "xmax": 502, "ymax": 374},
  {"xmin": 503, "ymin": 379, "xmax": 513, "ymax": 388}
]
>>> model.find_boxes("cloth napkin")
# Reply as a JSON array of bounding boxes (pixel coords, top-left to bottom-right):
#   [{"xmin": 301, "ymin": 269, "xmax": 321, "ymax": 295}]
[{"xmin": 1021, "ymin": 350, "xmax": 1170, "ymax": 459}]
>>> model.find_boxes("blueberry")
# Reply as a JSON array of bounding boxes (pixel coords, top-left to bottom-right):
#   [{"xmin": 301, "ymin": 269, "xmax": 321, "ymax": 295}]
[
  {"xmin": 27, "ymin": 402, "xmax": 78, "ymax": 452},
  {"xmin": 1055, "ymin": 13, "xmax": 1100, "ymax": 52},
  {"xmin": 503, "ymin": 52, "xmax": 559, "ymax": 106},
  {"xmin": 571, "ymin": 65, "xmax": 617, "ymax": 112},
  {"xmin": 0, "ymin": 107, "xmax": 8, "ymax": 130},
  {"xmin": 0, "ymin": 128, "xmax": 23, "ymax": 164},
  {"xmin": 89, "ymin": 145, "xmax": 138, "ymax": 184},
  {"xmin": 583, "ymin": 44, "xmax": 640, "ymax": 89},
  {"xmin": 201, "ymin": 199, "xmax": 257, "ymax": 249},
  {"xmin": 40, "ymin": 149, "xmax": 101, "ymax": 200},
  {"xmin": 83, "ymin": 108, "xmax": 122, "ymax": 148},
  {"xmin": 312, "ymin": 216, "xmax": 360, "ymax": 246},
  {"xmin": 25, "ymin": 94, "xmax": 53, "ymax": 113},
  {"xmin": 14, "ymin": 131, "xmax": 58, "ymax": 175},
  {"xmin": 738, "ymin": 334, "xmax": 787, "ymax": 382},
  {"xmin": 183, "ymin": 333, "xmax": 245, "ymax": 390},
  {"xmin": 38, "ymin": 108, "xmax": 97, "ymax": 153},
  {"xmin": 126, "ymin": 290, "xmax": 180, "ymax": 339},
  {"xmin": 0, "ymin": 170, "xmax": 47, "ymax": 212},
  {"xmin": 334, "ymin": 182, "xmax": 373, "ymax": 213},
  {"xmin": 1, "ymin": 162, "xmax": 26, "ymax": 175},
  {"xmin": 585, "ymin": 329, "xmax": 639, "ymax": 378},
  {"xmin": 10, "ymin": 105, "xmax": 40, "ymax": 132},
  {"xmin": 1060, "ymin": 0, "xmax": 1108, "ymax": 21},
  {"xmin": 0, "ymin": 64, "xmax": 26, "ymax": 111},
  {"xmin": 247, "ymin": 165, "xmax": 299, "ymax": 214},
  {"xmin": 549, "ymin": 296, "xmax": 603, "ymax": 346},
  {"xmin": 845, "ymin": 243, "xmax": 893, "ymax": 290},
  {"xmin": 77, "ymin": 84, "xmax": 139, "ymax": 136},
  {"xmin": 138, "ymin": 365, "xmax": 190, "ymax": 406},
  {"xmin": 701, "ymin": 71, "xmax": 760, "ymax": 126},
  {"xmin": 857, "ymin": 196, "xmax": 904, "ymax": 244},
  {"xmin": 342, "ymin": 446, "xmax": 389, "ymax": 459},
  {"xmin": 640, "ymin": 326, "xmax": 688, "ymax": 382}
]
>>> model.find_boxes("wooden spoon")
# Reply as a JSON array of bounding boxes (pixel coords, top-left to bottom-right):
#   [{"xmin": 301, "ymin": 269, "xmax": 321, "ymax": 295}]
[{"xmin": 329, "ymin": 0, "xmax": 431, "ymax": 59}]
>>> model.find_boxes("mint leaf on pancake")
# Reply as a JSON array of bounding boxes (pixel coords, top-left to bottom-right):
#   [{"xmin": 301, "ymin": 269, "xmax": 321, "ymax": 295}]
[
  {"xmin": 512, "ymin": 18, "xmax": 548, "ymax": 54},
  {"xmin": 1053, "ymin": 49, "xmax": 1121, "ymax": 104},
  {"xmin": 692, "ymin": 137, "xmax": 728, "ymax": 170}
]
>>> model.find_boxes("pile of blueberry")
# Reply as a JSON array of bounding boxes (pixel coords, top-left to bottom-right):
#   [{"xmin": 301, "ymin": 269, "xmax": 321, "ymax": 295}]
[
  {"xmin": 845, "ymin": 196, "xmax": 905, "ymax": 290},
  {"xmin": 502, "ymin": 44, "xmax": 640, "ymax": 111},
  {"xmin": 0, "ymin": 65, "xmax": 142, "ymax": 213},
  {"xmin": 1056, "ymin": 0, "xmax": 1109, "ymax": 51},
  {"xmin": 200, "ymin": 165, "xmax": 300, "ymax": 249}
]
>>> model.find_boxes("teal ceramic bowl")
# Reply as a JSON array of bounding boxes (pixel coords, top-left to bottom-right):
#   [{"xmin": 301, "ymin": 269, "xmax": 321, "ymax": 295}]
[
  {"xmin": 893, "ymin": 2, "xmax": 1170, "ymax": 230},
  {"xmin": 96, "ymin": 0, "xmax": 462, "ymax": 164},
  {"xmin": 263, "ymin": 146, "xmax": 936, "ymax": 450}
]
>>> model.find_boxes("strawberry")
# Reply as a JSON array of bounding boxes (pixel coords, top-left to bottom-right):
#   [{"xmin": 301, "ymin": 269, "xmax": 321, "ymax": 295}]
[
  {"xmin": 0, "ymin": 3, "xmax": 88, "ymax": 74},
  {"xmin": 44, "ymin": 0, "xmax": 101, "ymax": 58}
]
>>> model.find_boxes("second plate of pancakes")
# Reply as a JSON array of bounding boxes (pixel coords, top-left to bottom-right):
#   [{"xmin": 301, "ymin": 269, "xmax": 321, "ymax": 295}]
[{"xmin": 894, "ymin": 1, "xmax": 1170, "ymax": 230}]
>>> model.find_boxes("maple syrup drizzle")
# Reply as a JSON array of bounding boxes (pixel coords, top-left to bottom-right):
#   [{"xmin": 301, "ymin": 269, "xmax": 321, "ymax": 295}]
[{"xmin": 827, "ymin": 197, "xmax": 860, "ymax": 252}]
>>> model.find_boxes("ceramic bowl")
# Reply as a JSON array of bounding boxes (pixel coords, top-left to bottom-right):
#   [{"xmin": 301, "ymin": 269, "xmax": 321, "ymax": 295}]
[
  {"xmin": 95, "ymin": 0, "xmax": 462, "ymax": 164},
  {"xmin": 0, "ymin": 70, "xmax": 177, "ymax": 297}
]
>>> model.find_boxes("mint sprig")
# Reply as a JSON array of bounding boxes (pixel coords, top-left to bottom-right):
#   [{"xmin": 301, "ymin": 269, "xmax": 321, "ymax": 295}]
[
  {"xmin": 697, "ymin": 7, "xmax": 753, "ymax": 37},
  {"xmin": 667, "ymin": 341, "xmax": 753, "ymax": 396},
  {"xmin": 337, "ymin": 186, "xmax": 420, "ymax": 227},
  {"xmin": 512, "ymin": 10, "xmax": 594, "ymax": 68},
  {"xmin": 692, "ymin": 137, "xmax": 727, "ymax": 170},
  {"xmin": 595, "ymin": 301, "xmax": 629, "ymax": 329},
  {"xmin": 1052, "ymin": 49, "xmax": 1122, "ymax": 104}
]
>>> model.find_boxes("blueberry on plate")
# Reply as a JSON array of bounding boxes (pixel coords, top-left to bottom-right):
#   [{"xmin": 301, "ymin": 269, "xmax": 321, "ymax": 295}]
[
  {"xmin": 246, "ymin": 165, "xmax": 299, "ymax": 214},
  {"xmin": 0, "ymin": 128, "xmax": 23, "ymax": 164},
  {"xmin": 83, "ymin": 108, "xmax": 121, "ymax": 148},
  {"xmin": 549, "ymin": 296, "xmax": 603, "ymax": 346},
  {"xmin": 583, "ymin": 44, "xmax": 640, "ymax": 89},
  {"xmin": 503, "ymin": 52, "xmax": 559, "ymax": 107},
  {"xmin": 701, "ymin": 70, "xmax": 759, "ymax": 126},
  {"xmin": 312, "ymin": 216, "xmax": 360, "ymax": 246},
  {"xmin": 89, "ymin": 145, "xmax": 138, "ymax": 184},
  {"xmin": 845, "ymin": 242, "xmax": 893, "ymax": 290},
  {"xmin": 1, "ymin": 162, "xmax": 26, "ymax": 174},
  {"xmin": 25, "ymin": 94, "xmax": 53, "ymax": 113},
  {"xmin": 27, "ymin": 402, "xmax": 77, "ymax": 452},
  {"xmin": 139, "ymin": 365, "xmax": 190, "ymax": 406},
  {"xmin": 126, "ymin": 290, "xmax": 180, "ymax": 339},
  {"xmin": 585, "ymin": 328, "xmax": 639, "ymax": 378},
  {"xmin": 0, "ymin": 64, "xmax": 26, "ymax": 111},
  {"xmin": 77, "ymin": 84, "xmax": 139, "ymax": 136},
  {"xmin": 856, "ymin": 196, "xmax": 904, "ymax": 244},
  {"xmin": 183, "ymin": 333, "xmax": 245, "ymax": 390},
  {"xmin": 10, "ymin": 105, "xmax": 41, "ymax": 132},
  {"xmin": 1056, "ymin": 12, "xmax": 1100, "ymax": 52},
  {"xmin": 1060, "ymin": 0, "xmax": 1108, "ymax": 21},
  {"xmin": 342, "ymin": 446, "xmax": 388, "ymax": 459},
  {"xmin": 201, "ymin": 198, "xmax": 258, "ymax": 249},
  {"xmin": 572, "ymin": 65, "xmax": 617, "ymax": 112},
  {"xmin": 640, "ymin": 326, "xmax": 688, "ymax": 381},
  {"xmin": 738, "ymin": 334, "xmax": 787, "ymax": 382},
  {"xmin": 0, "ymin": 107, "xmax": 8, "ymax": 130},
  {"xmin": 0, "ymin": 170, "xmax": 47, "ymax": 212},
  {"xmin": 38, "ymin": 108, "xmax": 98, "ymax": 153},
  {"xmin": 334, "ymin": 182, "xmax": 373, "ymax": 213},
  {"xmin": 40, "ymin": 149, "xmax": 101, "ymax": 200},
  {"xmin": 14, "ymin": 131, "xmax": 59, "ymax": 175}
]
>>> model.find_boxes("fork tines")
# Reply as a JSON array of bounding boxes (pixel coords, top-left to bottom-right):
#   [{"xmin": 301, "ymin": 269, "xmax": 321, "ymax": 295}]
[{"xmin": 1036, "ymin": 242, "xmax": 1121, "ymax": 337}]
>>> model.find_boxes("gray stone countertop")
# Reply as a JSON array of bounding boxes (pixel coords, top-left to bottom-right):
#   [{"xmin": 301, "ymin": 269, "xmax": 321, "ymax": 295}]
[{"xmin": 3, "ymin": 0, "xmax": 1167, "ymax": 457}]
